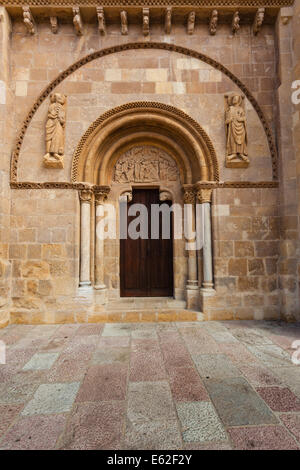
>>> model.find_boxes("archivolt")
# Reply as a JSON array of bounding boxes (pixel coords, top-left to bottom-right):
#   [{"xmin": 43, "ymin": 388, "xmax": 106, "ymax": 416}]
[{"xmin": 10, "ymin": 41, "xmax": 278, "ymax": 182}]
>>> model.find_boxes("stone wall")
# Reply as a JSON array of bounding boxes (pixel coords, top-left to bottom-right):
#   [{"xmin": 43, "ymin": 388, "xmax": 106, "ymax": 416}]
[{"xmin": 2, "ymin": 10, "xmax": 299, "ymax": 323}]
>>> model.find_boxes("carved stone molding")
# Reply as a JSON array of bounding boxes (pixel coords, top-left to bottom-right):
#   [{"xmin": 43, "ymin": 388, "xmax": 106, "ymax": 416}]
[
  {"xmin": 196, "ymin": 188, "xmax": 213, "ymax": 204},
  {"xmin": 43, "ymin": 92, "xmax": 66, "ymax": 169},
  {"xmin": 11, "ymin": 42, "xmax": 277, "ymax": 184},
  {"xmin": 0, "ymin": 1, "xmax": 293, "ymax": 6},
  {"xmin": 224, "ymin": 92, "xmax": 249, "ymax": 169},
  {"xmin": 10, "ymin": 180, "xmax": 278, "ymax": 190},
  {"xmin": 113, "ymin": 146, "xmax": 180, "ymax": 184},
  {"xmin": 79, "ymin": 189, "xmax": 93, "ymax": 203}
]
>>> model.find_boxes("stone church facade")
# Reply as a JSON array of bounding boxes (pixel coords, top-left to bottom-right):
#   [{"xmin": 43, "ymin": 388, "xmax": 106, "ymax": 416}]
[{"xmin": 0, "ymin": 1, "xmax": 299, "ymax": 327}]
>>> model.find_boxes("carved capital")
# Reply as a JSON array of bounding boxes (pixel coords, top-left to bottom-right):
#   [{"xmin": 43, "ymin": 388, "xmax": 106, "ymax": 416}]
[
  {"xmin": 95, "ymin": 189, "xmax": 110, "ymax": 205},
  {"xmin": 119, "ymin": 190, "xmax": 132, "ymax": 202},
  {"xmin": 79, "ymin": 189, "xmax": 93, "ymax": 204},
  {"xmin": 183, "ymin": 189, "xmax": 195, "ymax": 204},
  {"xmin": 196, "ymin": 189, "xmax": 212, "ymax": 204}
]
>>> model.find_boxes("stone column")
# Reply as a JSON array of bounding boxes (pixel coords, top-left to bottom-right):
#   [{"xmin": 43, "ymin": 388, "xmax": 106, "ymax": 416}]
[
  {"xmin": 183, "ymin": 186, "xmax": 198, "ymax": 309},
  {"xmin": 196, "ymin": 188, "xmax": 214, "ymax": 290},
  {"xmin": 94, "ymin": 189, "xmax": 109, "ymax": 289},
  {"xmin": 79, "ymin": 189, "xmax": 93, "ymax": 286}
]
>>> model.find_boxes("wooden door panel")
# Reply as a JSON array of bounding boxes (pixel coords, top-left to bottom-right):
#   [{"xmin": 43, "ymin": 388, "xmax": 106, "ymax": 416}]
[{"xmin": 120, "ymin": 188, "xmax": 173, "ymax": 297}]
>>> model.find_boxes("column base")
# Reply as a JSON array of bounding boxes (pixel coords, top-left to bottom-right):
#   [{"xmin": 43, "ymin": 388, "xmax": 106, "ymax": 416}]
[
  {"xmin": 94, "ymin": 284, "xmax": 106, "ymax": 290},
  {"xmin": 79, "ymin": 281, "xmax": 91, "ymax": 287},
  {"xmin": 202, "ymin": 281, "xmax": 214, "ymax": 289},
  {"xmin": 186, "ymin": 280, "xmax": 198, "ymax": 290}
]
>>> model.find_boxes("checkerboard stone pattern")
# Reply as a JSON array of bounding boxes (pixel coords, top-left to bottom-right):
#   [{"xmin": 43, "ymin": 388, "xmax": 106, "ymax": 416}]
[{"xmin": 0, "ymin": 320, "xmax": 299, "ymax": 450}]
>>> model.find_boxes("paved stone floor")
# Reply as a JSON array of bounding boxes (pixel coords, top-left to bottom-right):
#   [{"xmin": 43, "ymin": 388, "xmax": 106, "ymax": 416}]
[{"xmin": 0, "ymin": 320, "xmax": 300, "ymax": 450}]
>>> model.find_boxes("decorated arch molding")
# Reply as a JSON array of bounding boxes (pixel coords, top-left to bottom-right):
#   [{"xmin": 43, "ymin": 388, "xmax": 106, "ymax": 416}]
[
  {"xmin": 10, "ymin": 41, "xmax": 278, "ymax": 183},
  {"xmin": 72, "ymin": 102, "xmax": 219, "ymax": 185}
]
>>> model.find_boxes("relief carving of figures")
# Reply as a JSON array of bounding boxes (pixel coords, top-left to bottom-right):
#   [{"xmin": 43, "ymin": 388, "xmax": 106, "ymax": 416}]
[
  {"xmin": 43, "ymin": 93, "xmax": 66, "ymax": 169},
  {"xmin": 113, "ymin": 146, "xmax": 179, "ymax": 183},
  {"xmin": 225, "ymin": 93, "xmax": 249, "ymax": 168}
]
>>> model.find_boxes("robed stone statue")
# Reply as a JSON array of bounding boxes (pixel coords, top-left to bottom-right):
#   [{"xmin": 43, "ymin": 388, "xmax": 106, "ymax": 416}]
[
  {"xmin": 225, "ymin": 93, "xmax": 249, "ymax": 168},
  {"xmin": 43, "ymin": 93, "xmax": 66, "ymax": 168}
]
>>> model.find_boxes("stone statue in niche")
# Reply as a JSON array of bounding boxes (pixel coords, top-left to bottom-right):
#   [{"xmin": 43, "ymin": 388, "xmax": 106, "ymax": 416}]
[
  {"xmin": 113, "ymin": 146, "xmax": 179, "ymax": 183},
  {"xmin": 43, "ymin": 93, "xmax": 66, "ymax": 169},
  {"xmin": 225, "ymin": 93, "xmax": 249, "ymax": 168}
]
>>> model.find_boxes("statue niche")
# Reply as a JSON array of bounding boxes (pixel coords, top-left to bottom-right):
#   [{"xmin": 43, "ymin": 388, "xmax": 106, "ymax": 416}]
[
  {"xmin": 113, "ymin": 146, "xmax": 180, "ymax": 184},
  {"xmin": 225, "ymin": 93, "xmax": 249, "ymax": 168},
  {"xmin": 43, "ymin": 93, "xmax": 66, "ymax": 169}
]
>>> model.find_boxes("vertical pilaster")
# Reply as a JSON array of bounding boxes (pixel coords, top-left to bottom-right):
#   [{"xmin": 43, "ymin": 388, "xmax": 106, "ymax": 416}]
[
  {"xmin": 79, "ymin": 189, "xmax": 93, "ymax": 286},
  {"xmin": 94, "ymin": 190, "xmax": 109, "ymax": 290},
  {"xmin": 196, "ymin": 189, "xmax": 214, "ymax": 290}
]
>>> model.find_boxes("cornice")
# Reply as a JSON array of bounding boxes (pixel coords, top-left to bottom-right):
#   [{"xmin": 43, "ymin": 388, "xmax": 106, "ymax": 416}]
[{"xmin": 0, "ymin": 1, "xmax": 294, "ymax": 7}]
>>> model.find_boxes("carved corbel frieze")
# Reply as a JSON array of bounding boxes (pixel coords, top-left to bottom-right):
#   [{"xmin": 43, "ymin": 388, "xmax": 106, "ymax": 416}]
[
  {"xmin": 209, "ymin": 10, "xmax": 218, "ymax": 36},
  {"xmin": 143, "ymin": 8, "xmax": 150, "ymax": 36},
  {"xmin": 79, "ymin": 189, "xmax": 93, "ymax": 204},
  {"xmin": 253, "ymin": 8, "xmax": 265, "ymax": 35},
  {"xmin": 50, "ymin": 16, "xmax": 58, "ymax": 34},
  {"xmin": 187, "ymin": 11, "xmax": 195, "ymax": 35},
  {"xmin": 196, "ymin": 188, "xmax": 212, "ymax": 204},
  {"xmin": 97, "ymin": 6, "xmax": 106, "ymax": 35},
  {"xmin": 73, "ymin": 7, "xmax": 83, "ymax": 36},
  {"xmin": 224, "ymin": 93, "xmax": 249, "ymax": 168},
  {"xmin": 23, "ymin": 6, "xmax": 35, "ymax": 35},
  {"xmin": 165, "ymin": 7, "xmax": 172, "ymax": 34},
  {"xmin": 232, "ymin": 11, "xmax": 240, "ymax": 34},
  {"xmin": 120, "ymin": 10, "xmax": 128, "ymax": 35}
]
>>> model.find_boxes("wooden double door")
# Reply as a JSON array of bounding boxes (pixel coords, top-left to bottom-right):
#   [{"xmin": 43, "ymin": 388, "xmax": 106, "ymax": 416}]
[{"xmin": 120, "ymin": 188, "xmax": 173, "ymax": 297}]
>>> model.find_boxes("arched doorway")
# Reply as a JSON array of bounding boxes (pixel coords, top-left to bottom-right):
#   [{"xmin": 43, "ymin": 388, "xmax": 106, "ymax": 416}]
[{"xmin": 73, "ymin": 102, "xmax": 219, "ymax": 310}]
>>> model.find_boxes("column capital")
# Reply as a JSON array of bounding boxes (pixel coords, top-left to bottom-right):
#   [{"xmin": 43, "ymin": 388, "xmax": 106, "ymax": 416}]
[
  {"xmin": 79, "ymin": 189, "xmax": 93, "ymax": 204},
  {"xmin": 182, "ymin": 185, "xmax": 195, "ymax": 204},
  {"xmin": 95, "ymin": 188, "xmax": 110, "ymax": 205},
  {"xmin": 196, "ymin": 188, "xmax": 213, "ymax": 204}
]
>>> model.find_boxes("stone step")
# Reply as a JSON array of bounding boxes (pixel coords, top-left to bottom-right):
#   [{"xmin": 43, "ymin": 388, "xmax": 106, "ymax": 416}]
[
  {"xmin": 87, "ymin": 309, "xmax": 204, "ymax": 323},
  {"xmin": 106, "ymin": 297, "xmax": 186, "ymax": 311}
]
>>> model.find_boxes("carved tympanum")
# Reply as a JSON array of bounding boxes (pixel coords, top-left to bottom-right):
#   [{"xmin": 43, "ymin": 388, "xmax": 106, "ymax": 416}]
[
  {"xmin": 113, "ymin": 146, "xmax": 179, "ymax": 183},
  {"xmin": 43, "ymin": 93, "xmax": 66, "ymax": 169},
  {"xmin": 225, "ymin": 93, "xmax": 249, "ymax": 168}
]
